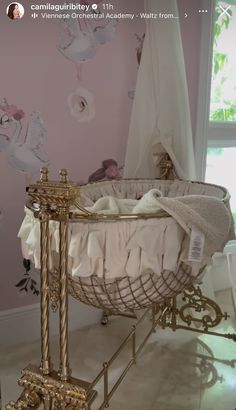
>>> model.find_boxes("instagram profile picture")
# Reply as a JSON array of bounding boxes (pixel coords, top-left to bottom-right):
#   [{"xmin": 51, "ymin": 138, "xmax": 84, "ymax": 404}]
[{"xmin": 7, "ymin": 2, "xmax": 24, "ymax": 20}]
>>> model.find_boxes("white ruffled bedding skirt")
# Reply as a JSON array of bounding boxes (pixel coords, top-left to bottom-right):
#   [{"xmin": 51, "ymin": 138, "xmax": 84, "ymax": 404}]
[{"xmin": 18, "ymin": 179, "xmax": 228, "ymax": 312}]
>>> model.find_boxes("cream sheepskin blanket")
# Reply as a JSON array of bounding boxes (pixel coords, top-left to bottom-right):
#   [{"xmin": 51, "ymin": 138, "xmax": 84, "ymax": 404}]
[{"xmin": 86, "ymin": 188, "xmax": 163, "ymax": 214}]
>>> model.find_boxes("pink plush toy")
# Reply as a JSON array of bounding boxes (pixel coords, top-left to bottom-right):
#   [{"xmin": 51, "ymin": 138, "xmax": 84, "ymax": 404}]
[{"xmin": 88, "ymin": 159, "xmax": 122, "ymax": 183}]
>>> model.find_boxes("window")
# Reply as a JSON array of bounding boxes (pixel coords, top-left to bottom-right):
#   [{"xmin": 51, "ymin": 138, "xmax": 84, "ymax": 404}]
[
  {"xmin": 206, "ymin": 147, "xmax": 236, "ymax": 222},
  {"xmin": 210, "ymin": 1, "xmax": 236, "ymax": 122},
  {"xmin": 203, "ymin": 1, "xmax": 236, "ymax": 223}
]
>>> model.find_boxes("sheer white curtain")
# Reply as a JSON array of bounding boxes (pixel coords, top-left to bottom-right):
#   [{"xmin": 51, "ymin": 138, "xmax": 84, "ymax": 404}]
[
  {"xmin": 124, "ymin": 0, "xmax": 217, "ymax": 299},
  {"xmin": 124, "ymin": 0, "xmax": 196, "ymax": 180}
]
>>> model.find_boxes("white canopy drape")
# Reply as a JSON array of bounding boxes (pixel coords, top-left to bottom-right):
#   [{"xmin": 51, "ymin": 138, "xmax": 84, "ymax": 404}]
[
  {"xmin": 124, "ymin": 0, "xmax": 196, "ymax": 180},
  {"xmin": 123, "ymin": 0, "xmax": 221, "ymax": 300}
]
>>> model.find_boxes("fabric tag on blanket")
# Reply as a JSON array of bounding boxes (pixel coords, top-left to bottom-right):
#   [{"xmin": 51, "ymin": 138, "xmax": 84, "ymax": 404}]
[{"xmin": 188, "ymin": 227, "xmax": 205, "ymax": 262}]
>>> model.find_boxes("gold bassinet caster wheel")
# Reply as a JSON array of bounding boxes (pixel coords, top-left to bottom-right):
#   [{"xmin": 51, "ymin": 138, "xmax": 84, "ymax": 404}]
[{"xmin": 101, "ymin": 311, "xmax": 109, "ymax": 325}]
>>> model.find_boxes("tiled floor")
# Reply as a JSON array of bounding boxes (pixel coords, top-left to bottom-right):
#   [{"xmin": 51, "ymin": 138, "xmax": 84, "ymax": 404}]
[{"xmin": 1, "ymin": 291, "xmax": 236, "ymax": 410}]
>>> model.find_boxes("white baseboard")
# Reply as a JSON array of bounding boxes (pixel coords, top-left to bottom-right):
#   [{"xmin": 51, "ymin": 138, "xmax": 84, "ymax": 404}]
[{"xmin": 0, "ymin": 298, "xmax": 101, "ymax": 349}]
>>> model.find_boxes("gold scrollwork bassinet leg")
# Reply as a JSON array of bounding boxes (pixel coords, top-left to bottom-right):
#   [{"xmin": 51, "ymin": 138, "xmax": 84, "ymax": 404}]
[
  {"xmin": 58, "ymin": 187, "xmax": 71, "ymax": 381},
  {"xmin": 6, "ymin": 169, "xmax": 98, "ymax": 410},
  {"xmin": 155, "ymin": 285, "xmax": 236, "ymax": 341},
  {"xmin": 39, "ymin": 203, "xmax": 52, "ymax": 376}
]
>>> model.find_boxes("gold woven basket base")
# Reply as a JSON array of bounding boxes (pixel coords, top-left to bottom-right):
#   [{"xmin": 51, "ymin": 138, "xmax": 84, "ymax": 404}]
[{"xmin": 61, "ymin": 262, "xmax": 198, "ymax": 314}]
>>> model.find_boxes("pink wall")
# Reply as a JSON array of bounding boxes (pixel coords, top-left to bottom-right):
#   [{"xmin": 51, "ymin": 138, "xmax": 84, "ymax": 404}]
[
  {"xmin": 0, "ymin": 0, "xmax": 145, "ymax": 310},
  {"xmin": 0, "ymin": 0, "xmax": 201, "ymax": 311}
]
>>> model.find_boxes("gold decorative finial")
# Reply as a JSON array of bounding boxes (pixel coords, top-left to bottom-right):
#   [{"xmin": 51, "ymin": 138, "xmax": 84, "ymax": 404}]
[
  {"xmin": 40, "ymin": 167, "xmax": 49, "ymax": 183},
  {"xmin": 59, "ymin": 169, "xmax": 68, "ymax": 183},
  {"xmin": 159, "ymin": 154, "xmax": 176, "ymax": 180}
]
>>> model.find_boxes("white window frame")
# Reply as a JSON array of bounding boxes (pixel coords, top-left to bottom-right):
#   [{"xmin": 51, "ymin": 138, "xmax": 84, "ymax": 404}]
[{"xmin": 195, "ymin": 0, "xmax": 236, "ymax": 179}]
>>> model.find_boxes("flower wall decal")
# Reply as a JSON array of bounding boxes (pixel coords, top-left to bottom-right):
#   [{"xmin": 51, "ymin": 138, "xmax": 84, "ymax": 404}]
[
  {"xmin": 68, "ymin": 87, "xmax": 95, "ymax": 122},
  {"xmin": 15, "ymin": 259, "xmax": 39, "ymax": 296}
]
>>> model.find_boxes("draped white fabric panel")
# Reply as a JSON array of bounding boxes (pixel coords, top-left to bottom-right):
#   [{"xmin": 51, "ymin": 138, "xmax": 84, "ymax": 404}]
[{"xmin": 124, "ymin": 0, "xmax": 196, "ymax": 180}]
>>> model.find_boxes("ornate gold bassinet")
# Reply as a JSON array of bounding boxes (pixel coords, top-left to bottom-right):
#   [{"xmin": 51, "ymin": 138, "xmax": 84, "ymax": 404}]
[
  {"xmin": 7, "ymin": 169, "xmax": 235, "ymax": 410},
  {"xmin": 20, "ymin": 173, "xmax": 231, "ymax": 315}
]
